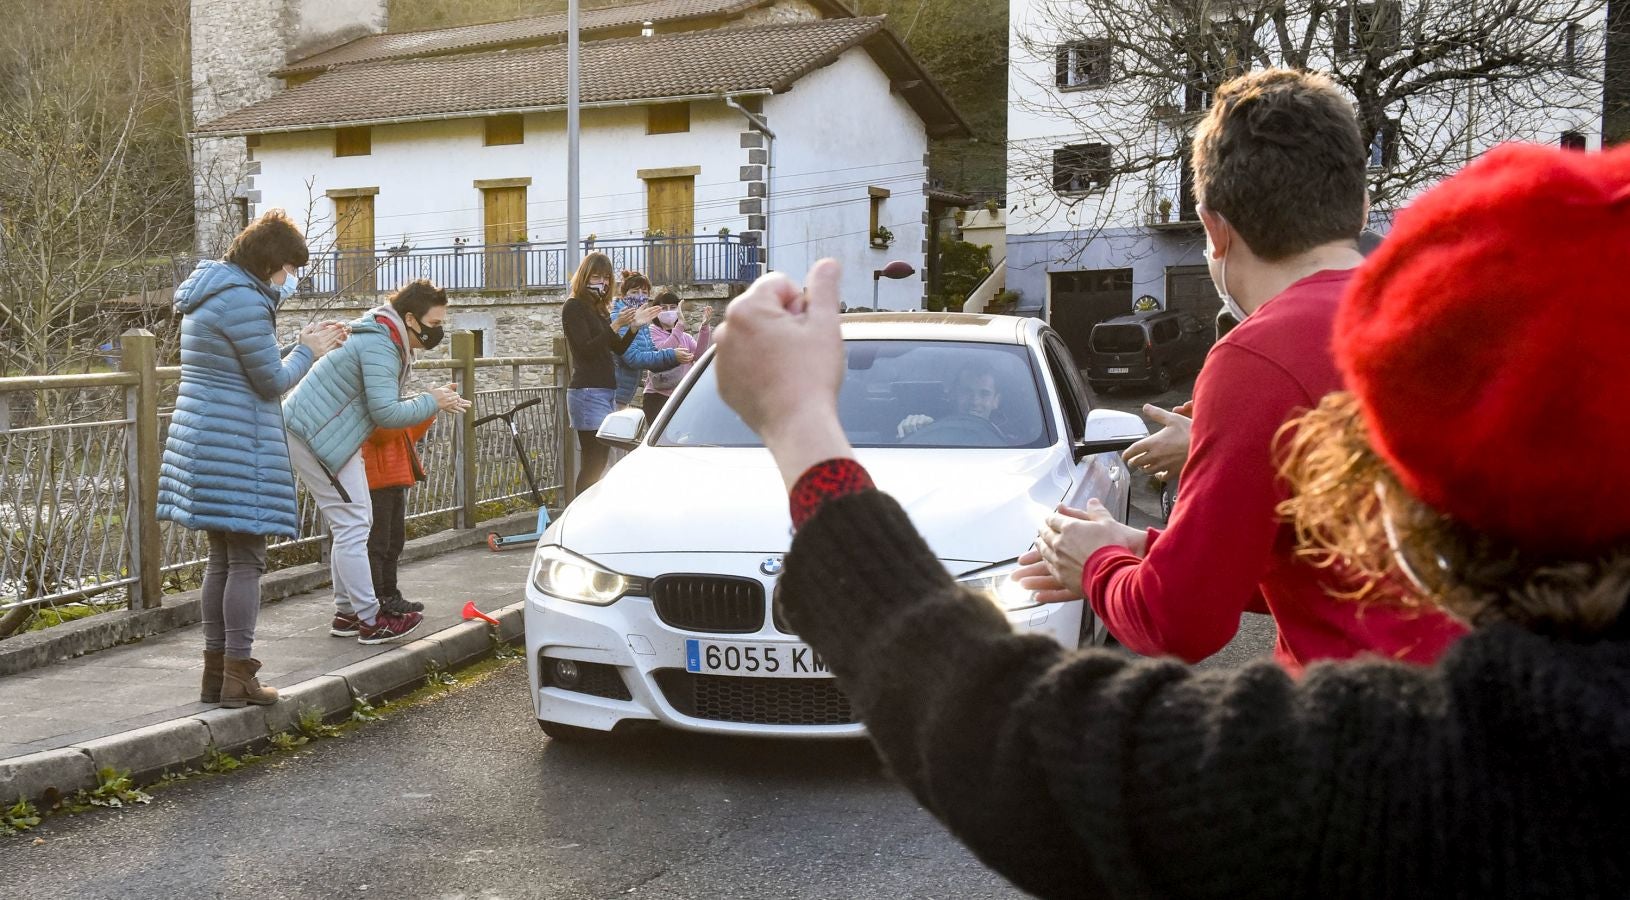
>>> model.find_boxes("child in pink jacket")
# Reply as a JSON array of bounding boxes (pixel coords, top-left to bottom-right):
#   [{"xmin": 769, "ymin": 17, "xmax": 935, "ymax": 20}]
[{"xmin": 640, "ymin": 290, "xmax": 711, "ymax": 423}]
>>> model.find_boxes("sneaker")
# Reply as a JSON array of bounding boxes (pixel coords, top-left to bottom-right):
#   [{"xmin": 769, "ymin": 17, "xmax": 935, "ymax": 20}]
[
  {"xmin": 330, "ymin": 613, "xmax": 361, "ymax": 637},
  {"xmin": 380, "ymin": 593, "xmax": 425, "ymax": 616},
  {"xmin": 357, "ymin": 611, "xmax": 423, "ymax": 645}
]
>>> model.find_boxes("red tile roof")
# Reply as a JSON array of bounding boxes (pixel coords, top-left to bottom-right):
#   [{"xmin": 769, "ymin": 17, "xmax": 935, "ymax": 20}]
[
  {"xmin": 274, "ymin": 0, "xmax": 853, "ymax": 76},
  {"xmin": 199, "ymin": 17, "xmax": 967, "ymax": 138}
]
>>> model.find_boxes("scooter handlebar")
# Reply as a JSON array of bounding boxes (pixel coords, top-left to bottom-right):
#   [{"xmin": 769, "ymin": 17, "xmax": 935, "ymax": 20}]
[{"xmin": 474, "ymin": 396, "xmax": 543, "ymax": 428}]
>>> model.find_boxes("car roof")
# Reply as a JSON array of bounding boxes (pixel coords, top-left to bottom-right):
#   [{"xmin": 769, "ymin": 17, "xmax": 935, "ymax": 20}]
[
  {"xmin": 838, "ymin": 312, "xmax": 1033, "ymax": 344},
  {"xmin": 1096, "ymin": 310, "xmax": 1182, "ymax": 327}
]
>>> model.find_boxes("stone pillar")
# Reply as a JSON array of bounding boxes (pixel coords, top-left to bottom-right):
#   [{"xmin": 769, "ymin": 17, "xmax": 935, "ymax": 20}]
[{"xmin": 190, "ymin": 0, "xmax": 389, "ymax": 255}]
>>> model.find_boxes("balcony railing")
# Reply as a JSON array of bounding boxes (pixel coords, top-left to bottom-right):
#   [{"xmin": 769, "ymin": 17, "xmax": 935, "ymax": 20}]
[
  {"xmin": 302, "ymin": 234, "xmax": 760, "ymax": 297},
  {"xmin": 1145, "ymin": 165, "xmax": 1201, "ymax": 229}
]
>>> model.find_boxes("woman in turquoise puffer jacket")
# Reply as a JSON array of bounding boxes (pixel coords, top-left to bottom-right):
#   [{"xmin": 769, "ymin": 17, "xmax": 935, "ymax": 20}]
[
  {"xmin": 158, "ymin": 210, "xmax": 346, "ymax": 709},
  {"xmin": 282, "ymin": 280, "xmax": 470, "ymax": 646}
]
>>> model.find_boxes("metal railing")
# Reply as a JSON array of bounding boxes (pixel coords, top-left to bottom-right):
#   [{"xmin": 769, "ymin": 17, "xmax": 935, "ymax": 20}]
[
  {"xmin": 0, "ymin": 330, "xmax": 573, "ymax": 628},
  {"xmin": 304, "ymin": 234, "xmax": 760, "ymax": 296}
]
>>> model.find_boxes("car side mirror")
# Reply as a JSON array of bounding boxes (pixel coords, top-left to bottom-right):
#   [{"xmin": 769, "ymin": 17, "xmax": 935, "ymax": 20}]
[
  {"xmin": 596, "ymin": 408, "xmax": 646, "ymax": 451},
  {"xmin": 1074, "ymin": 408, "xmax": 1148, "ymax": 461}
]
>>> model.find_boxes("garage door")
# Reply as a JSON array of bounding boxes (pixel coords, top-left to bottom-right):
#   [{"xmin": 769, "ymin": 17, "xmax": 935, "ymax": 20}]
[
  {"xmin": 1165, "ymin": 265, "xmax": 1220, "ymax": 319},
  {"xmin": 1049, "ymin": 269, "xmax": 1133, "ymax": 363}
]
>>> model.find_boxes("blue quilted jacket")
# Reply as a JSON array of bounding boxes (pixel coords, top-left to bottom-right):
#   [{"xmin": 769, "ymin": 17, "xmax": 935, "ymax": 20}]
[
  {"xmin": 157, "ymin": 260, "xmax": 315, "ymax": 537},
  {"xmin": 282, "ymin": 305, "xmax": 439, "ymax": 474},
  {"xmin": 611, "ymin": 298, "xmax": 679, "ymax": 406}
]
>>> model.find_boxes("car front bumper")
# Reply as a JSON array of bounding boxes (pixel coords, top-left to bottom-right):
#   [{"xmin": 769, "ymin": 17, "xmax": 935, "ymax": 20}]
[{"xmin": 523, "ymin": 552, "xmax": 1083, "ymax": 738}]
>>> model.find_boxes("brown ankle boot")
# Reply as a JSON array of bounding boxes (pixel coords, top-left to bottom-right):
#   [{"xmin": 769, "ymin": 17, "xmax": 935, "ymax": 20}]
[
  {"xmin": 220, "ymin": 657, "xmax": 278, "ymax": 708},
  {"xmin": 201, "ymin": 650, "xmax": 226, "ymax": 704}
]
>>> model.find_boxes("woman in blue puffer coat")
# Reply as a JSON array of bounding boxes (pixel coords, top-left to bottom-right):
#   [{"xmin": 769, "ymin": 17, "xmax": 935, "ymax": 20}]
[
  {"xmin": 158, "ymin": 210, "xmax": 347, "ymax": 708},
  {"xmin": 610, "ymin": 271, "xmax": 684, "ymax": 408}
]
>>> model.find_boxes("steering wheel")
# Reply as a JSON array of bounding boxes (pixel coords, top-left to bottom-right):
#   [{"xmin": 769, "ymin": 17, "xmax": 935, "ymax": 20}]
[{"xmin": 900, "ymin": 414, "xmax": 1008, "ymax": 447}]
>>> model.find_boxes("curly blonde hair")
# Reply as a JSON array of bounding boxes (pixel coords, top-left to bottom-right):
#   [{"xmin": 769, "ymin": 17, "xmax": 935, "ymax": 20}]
[{"xmin": 1277, "ymin": 392, "xmax": 1630, "ymax": 638}]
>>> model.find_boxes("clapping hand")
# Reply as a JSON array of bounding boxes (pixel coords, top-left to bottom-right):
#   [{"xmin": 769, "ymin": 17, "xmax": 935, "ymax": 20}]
[
  {"xmin": 1123, "ymin": 401, "xmax": 1194, "ymax": 480},
  {"xmin": 674, "ymin": 348, "xmax": 695, "ymax": 364},
  {"xmin": 1013, "ymin": 500, "xmax": 1149, "ymax": 603},
  {"xmin": 299, "ymin": 322, "xmax": 346, "ymax": 357},
  {"xmin": 429, "ymin": 382, "xmax": 472, "ymax": 414}
]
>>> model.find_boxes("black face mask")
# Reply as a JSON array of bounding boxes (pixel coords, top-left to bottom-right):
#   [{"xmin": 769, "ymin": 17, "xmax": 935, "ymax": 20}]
[{"xmin": 408, "ymin": 318, "xmax": 445, "ymax": 351}]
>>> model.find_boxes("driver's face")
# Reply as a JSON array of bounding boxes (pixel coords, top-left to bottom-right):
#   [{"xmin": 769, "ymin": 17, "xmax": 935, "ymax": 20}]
[{"xmin": 953, "ymin": 373, "xmax": 1000, "ymax": 419}]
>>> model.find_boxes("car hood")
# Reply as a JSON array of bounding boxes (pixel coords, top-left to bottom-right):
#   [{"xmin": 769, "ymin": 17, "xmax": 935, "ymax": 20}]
[{"xmin": 555, "ymin": 445, "xmax": 1075, "ymax": 567}]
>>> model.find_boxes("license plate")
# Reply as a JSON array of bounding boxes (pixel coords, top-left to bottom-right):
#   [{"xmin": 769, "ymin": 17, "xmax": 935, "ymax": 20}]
[
  {"xmin": 685, "ymin": 639, "xmax": 831, "ymax": 678},
  {"xmin": 1107, "ymin": 367, "xmax": 1130, "ymax": 374}
]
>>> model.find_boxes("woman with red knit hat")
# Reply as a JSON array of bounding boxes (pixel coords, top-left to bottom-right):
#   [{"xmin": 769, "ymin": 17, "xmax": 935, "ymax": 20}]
[{"xmin": 712, "ymin": 142, "xmax": 1630, "ymax": 898}]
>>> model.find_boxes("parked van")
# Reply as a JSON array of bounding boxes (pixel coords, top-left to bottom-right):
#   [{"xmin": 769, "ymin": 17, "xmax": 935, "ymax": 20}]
[{"xmin": 1085, "ymin": 310, "xmax": 1211, "ymax": 393}]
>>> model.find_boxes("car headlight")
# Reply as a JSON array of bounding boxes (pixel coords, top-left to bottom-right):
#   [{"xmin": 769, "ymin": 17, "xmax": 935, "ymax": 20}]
[
  {"xmin": 956, "ymin": 560, "xmax": 1039, "ymax": 611},
  {"xmin": 530, "ymin": 545, "xmax": 644, "ymax": 606}
]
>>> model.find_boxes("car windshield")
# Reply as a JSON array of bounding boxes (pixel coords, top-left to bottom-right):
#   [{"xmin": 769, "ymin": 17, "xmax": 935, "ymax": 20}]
[
  {"xmin": 1090, "ymin": 324, "xmax": 1145, "ymax": 353},
  {"xmin": 655, "ymin": 340, "xmax": 1054, "ymax": 449}
]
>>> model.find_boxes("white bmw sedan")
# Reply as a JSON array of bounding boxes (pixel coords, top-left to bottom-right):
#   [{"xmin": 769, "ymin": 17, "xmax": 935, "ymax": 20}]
[{"xmin": 524, "ymin": 313, "xmax": 1147, "ymax": 740}]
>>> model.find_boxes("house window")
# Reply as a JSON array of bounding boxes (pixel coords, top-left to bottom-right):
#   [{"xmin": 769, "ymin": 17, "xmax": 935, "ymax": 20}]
[
  {"xmin": 868, "ymin": 186, "xmax": 890, "ymax": 244},
  {"xmin": 1052, "ymin": 143, "xmax": 1113, "ymax": 195},
  {"xmin": 335, "ymin": 126, "xmax": 372, "ymax": 157},
  {"xmin": 1368, "ymin": 120, "xmax": 1400, "ymax": 170},
  {"xmin": 1564, "ymin": 22, "xmax": 1580, "ymax": 69},
  {"xmin": 1561, "ymin": 130, "xmax": 1587, "ymax": 150},
  {"xmin": 231, "ymin": 197, "xmax": 249, "ymax": 232},
  {"xmin": 648, "ymin": 102, "xmax": 691, "ymax": 135},
  {"xmin": 484, "ymin": 114, "xmax": 524, "ymax": 146},
  {"xmin": 1337, "ymin": 1, "xmax": 1402, "ymax": 58},
  {"xmin": 1055, "ymin": 39, "xmax": 1112, "ymax": 89}
]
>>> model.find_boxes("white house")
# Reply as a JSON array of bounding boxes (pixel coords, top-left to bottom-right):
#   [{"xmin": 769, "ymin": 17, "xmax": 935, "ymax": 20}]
[
  {"xmin": 189, "ymin": 0, "xmax": 968, "ymax": 334},
  {"xmin": 1004, "ymin": 0, "xmax": 1609, "ymax": 359}
]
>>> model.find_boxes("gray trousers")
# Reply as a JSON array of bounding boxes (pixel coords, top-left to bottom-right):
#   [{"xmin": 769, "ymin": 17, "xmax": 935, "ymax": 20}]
[
  {"xmin": 201, "ymin": 531, "xmax": 268, "ymax": 658},
  {"xmin": 287, "ymin": 437, "xmax": 381, "ymax": 624}
]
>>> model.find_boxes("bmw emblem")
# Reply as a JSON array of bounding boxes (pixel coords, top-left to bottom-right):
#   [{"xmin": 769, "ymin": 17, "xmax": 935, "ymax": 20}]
[{"xmin": 760, "ymin": 557, "xmax": 785, "ymax": 576}]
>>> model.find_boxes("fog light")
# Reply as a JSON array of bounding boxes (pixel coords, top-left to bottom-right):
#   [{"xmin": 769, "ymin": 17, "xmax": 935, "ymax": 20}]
[{"xmin": 552, "ymin": 659, "xmax": 581, "ymax": 688}]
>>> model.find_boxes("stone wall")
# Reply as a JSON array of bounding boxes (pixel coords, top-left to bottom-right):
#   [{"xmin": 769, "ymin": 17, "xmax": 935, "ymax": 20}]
[{"xmin": 189, "ymin": 0, "xmax": 388, "ymax": 254}]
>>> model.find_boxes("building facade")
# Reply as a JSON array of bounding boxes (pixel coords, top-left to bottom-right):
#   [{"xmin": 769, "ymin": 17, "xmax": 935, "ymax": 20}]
[
  {"xmin": 189, "ymin": 0, "xmax": 968, "ymax": 340},
  {"xmin": 1005, "ymin": 0, "xmax": 1608, "ymax": 360}
]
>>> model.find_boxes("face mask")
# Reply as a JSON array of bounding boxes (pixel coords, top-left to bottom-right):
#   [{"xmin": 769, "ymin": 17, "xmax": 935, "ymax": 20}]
[
  {"xmin": 1214, "ymin": 245, "xmax": 1248, "ymax": 324},
  {"xmin": 626, "ymin": 292, "xmax": 649, "ymax": 305},
  {"xmin": 1374, "ymin": 481, "xmax": 1449, "ymax": 597},
  {"xmin": 409, "ymin": 317, "xmax": 445, "ymax": 352},
  {"xmin": 277, "ymin": 274, "xmax": 298, "ymax": 302},
  {"xmin": 588, "ymin": 280, "xmax": 607, "ymax": 296},
  {"xmin": 657, "ymin": 310, "xmax": 679, "ymax": 328}
]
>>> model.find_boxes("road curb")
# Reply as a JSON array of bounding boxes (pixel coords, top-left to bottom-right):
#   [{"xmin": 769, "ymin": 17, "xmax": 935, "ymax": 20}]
[
  {"xmin": 0, "ymin": 510, "xmax": 537, "ymax": 679},
  {"xmin": 0, "ymin": 600, "xmax": 527, "ymax": 808}
]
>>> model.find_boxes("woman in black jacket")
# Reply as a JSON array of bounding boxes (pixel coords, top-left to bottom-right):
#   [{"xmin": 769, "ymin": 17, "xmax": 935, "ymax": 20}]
[
  {"xmin": 709, "ymin": 142, "xmax": 1630, "ymax": 899},
  {"xmin": 561, "ymin": 252, "xmax": 659, "ymax": 495}
]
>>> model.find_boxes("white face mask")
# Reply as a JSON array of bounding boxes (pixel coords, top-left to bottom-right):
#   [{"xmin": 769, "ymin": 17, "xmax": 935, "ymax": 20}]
[
  {"xmin": 657, "ymin": 310, "xmax": 679, "ymax": 328},
  {"xmin": 1212, "ymin": 241, "xmax": 1248, "ymax": 324}
]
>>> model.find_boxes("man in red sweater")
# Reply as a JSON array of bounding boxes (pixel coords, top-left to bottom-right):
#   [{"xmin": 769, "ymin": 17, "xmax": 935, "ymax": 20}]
[{"xmin": 1018, "ymin": 70, "xmax": 1464, "ymax": 674}]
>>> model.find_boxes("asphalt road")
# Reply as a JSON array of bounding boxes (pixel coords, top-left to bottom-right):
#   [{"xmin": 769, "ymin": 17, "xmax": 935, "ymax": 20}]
[{"xmin": 0, "ymin": 370, "xmax": 1273, "ymax": 898}]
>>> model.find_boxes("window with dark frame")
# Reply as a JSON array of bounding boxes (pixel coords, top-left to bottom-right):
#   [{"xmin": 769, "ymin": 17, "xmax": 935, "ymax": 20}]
[
  {"xmin": 335, "ymin": 126, "xmax": 371, "ymax": 157},
  {"xmin": 1052, "ymin": 143, "xmax": 1114, "ymax": 195},
  {"xmin": 1560, "ymin": 130, "xmax": 1587, "ymax": 151},
  {"xmin": 1564, "ymin": 22, "xmax": 1580, "ymax": 69},
  {"xmin": 484, "ymin": 114, "xmax": 524, "ymax": 146},
  {"xmin": 1336, "ymin": 0, "xmax": 1401, "ymax": 58},
  {"xmin": 1055, "ymin": 39, "xmax": 1113, "ymax": 89},
  {"xmin": 647, "ymin": 102, "xmax": 691, "ymax": 135}
]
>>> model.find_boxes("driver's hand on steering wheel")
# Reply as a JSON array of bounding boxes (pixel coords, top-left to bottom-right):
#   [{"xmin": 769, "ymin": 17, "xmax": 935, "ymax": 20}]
[{"xmin": 896, "ymin": 414, "xmax": 934, "ymax": 438}]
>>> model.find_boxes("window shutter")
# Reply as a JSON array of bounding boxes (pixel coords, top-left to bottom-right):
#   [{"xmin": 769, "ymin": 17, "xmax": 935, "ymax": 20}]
[{"xmin": 1056, "ymin": 45, "xmax": 1071, "ymax": 87}]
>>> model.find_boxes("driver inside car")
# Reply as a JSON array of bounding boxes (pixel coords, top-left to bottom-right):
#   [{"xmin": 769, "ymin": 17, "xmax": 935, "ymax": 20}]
[{"xmin": 896, "ymin": 364, "xmax": 1003, "ymax": 440}]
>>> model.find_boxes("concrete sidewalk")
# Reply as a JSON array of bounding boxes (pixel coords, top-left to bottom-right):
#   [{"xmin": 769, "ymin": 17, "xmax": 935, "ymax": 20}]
[{"xmin": 0, "ymin": 540, "xmax": 535, "ymax": 804}]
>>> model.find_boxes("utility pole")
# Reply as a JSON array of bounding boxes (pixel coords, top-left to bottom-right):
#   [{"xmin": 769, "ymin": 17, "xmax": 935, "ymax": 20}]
[{"xmin": 566, "ymin": 0, "xmax": 581, "ymax": 273}]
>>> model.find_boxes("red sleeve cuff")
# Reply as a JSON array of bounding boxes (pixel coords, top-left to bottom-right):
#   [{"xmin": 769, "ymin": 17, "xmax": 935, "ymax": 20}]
[{"xmin": 790, "ymin": 458, "xmax": 875, "ymax": 531}]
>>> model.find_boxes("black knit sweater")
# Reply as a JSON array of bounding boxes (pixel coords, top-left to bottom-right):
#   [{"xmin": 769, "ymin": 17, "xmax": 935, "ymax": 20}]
[
  {"xmin": 562, "ymin": 295, "xmax": 636, "ymax": 390},
  {"xmin": 778, "ymin": 490, "xmax": 1630, "ymax": 899}
]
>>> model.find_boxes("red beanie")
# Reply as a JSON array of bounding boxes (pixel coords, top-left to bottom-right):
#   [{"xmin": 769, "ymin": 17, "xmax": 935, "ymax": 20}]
[{"xmin": 1336, "ymin": 142, "xmax": 1630, "ymax": 555}]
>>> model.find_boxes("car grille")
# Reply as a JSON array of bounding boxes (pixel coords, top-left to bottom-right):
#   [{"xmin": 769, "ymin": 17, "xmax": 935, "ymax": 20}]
[
  {"xmin": 540, "ymin": 655, "xmax": 633, "ymax": 701},
  {"xmin": 650, "ymin": 576, "xmax": 765, "ymax": 633},
  {"xmin": 653, "ymin": 670, "xmax": 857, "ymax": 726}
]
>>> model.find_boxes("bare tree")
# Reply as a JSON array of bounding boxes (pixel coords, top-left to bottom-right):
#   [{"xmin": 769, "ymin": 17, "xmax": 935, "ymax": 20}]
[
  {"xmin": 0, "ymin": 0, "xmax": 194, "ymax": 377},
  {"xmin": 1012, "ymin": 0, "xmax": 1606, "ymax": 263}
]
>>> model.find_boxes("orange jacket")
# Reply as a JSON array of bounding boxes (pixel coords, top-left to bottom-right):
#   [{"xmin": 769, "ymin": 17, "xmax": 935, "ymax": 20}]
[{"xmin": 362, "ymin": 416, "xmax": 435, "ymax": 490}]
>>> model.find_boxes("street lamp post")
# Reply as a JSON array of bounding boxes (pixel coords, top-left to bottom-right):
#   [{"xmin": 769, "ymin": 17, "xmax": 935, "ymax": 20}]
[
  {"xmin": 565, "ymin": 0, "xmax": 581, "ymax": 273},
  {"xmin": 871, "ymin": 260, "xmax": 917, "ymax": 310}
]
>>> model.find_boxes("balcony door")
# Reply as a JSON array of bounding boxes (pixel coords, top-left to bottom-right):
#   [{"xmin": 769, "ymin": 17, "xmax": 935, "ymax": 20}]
[
  {"xmin": 334, "ymin": 194, "xmax": 375, "ymax": 295},
  {"xmin": 645, "ymin": 174, "xmax": 694, "ymax": 284},
  {"xmin": 482, "ymin": 183, "xmax": 528, "ymax": 290}
]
